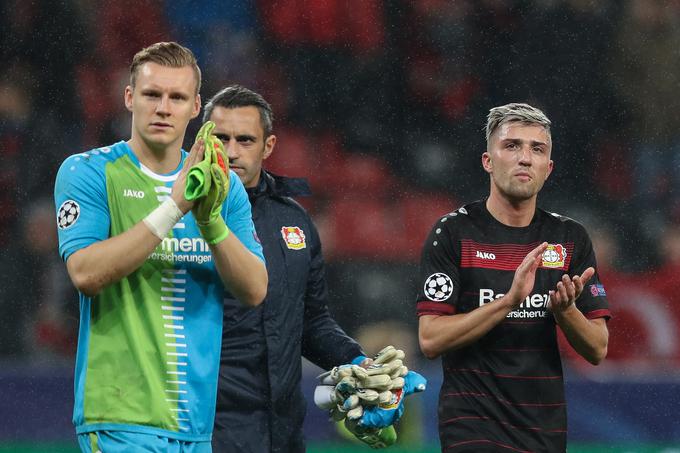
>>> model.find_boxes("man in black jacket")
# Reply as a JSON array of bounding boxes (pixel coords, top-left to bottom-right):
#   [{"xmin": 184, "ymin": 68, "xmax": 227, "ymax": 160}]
[{"xmin": 205, "ymin": 85, "xmax": 367, "ymax": 452}]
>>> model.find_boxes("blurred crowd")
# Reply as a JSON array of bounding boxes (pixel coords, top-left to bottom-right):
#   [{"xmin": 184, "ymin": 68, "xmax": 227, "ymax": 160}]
[{"xmin": 1, "ymin": 0, "xmax": 679, "ymax": 374}]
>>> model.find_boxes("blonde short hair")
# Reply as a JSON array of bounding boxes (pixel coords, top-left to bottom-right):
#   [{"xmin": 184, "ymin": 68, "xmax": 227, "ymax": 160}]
[
  {"xmin": 129, "ymin": 42, "xmax": 201, "ymax": 95},
  {"xmin": 485, "ymin": 103, "xmax": 551, "ymax": 145}
]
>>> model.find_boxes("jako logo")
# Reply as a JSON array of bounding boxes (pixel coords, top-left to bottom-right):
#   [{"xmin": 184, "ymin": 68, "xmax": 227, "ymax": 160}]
[
  {"xmin": 476, "ymin": 250, "xmax": 496, "ymax": 260},
  {"xmin": 123, "ymin": 189, "xmax": 145, "ymax": 199}
]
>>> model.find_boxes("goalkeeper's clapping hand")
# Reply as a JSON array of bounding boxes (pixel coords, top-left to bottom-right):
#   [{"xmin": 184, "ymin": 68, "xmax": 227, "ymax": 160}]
[{"xmin": 185, "ymin": 121, "xmax": 231, "ymax": 245}]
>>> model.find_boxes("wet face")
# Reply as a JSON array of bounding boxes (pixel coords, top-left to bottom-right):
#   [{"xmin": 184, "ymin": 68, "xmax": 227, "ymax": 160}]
[
  {"xmin": 483, "ymin": 122, "xmax": 553, "ymax": 202},
  {"xmin": 209, "ymin": 106, "xmax": 276, "ymax": 188},
  {"xmin": 124, "ymin": 62, "xmax": 200, "ymax": 151}
]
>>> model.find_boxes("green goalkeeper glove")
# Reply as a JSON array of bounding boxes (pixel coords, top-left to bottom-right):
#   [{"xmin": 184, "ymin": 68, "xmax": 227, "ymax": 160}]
[
  {"xmin": 344, "ymin": 419, "xmax": 397, "ymax": 449},
  {"xmin": 186, "ymin": 121, "xmax": 230, "ymax": 244},
  {"xmin": 185, "ymin": 123, "xmax": 213, "ymax": 202}
]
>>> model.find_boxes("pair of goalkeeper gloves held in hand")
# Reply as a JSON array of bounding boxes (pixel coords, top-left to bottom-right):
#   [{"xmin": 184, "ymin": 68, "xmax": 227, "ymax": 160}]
[
  {"xmin": 314, "ymin": 346, "xmax": 427, "ymax": 449},
  {"xmin": 184, "ymin": 121, "xmax": 230, "ymax": 245}
]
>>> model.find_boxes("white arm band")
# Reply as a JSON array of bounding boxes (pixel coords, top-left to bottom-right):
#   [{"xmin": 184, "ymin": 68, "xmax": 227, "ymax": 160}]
[{"xmin": 143, "ymin": 198, "xmax": 184, "ymax": 239}]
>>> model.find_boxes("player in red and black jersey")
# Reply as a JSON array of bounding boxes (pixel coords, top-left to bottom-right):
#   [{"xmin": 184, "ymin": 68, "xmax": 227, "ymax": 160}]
[{"xmin": 417, "ymin": 103, "xmax": 610, "ymax": 452}]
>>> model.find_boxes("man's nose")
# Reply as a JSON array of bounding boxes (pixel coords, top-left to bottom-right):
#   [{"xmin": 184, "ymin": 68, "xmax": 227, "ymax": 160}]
[
  {"xmin": 156, "ymin": 95, "xmax": 170, "ymax": 115},
  {"xmin": 518, "ymin": 146, "xmax": 532, "ymax": 164},
  {"xmin": 224, "ymin": 139, "xmax": 239, "ymax": 159}
]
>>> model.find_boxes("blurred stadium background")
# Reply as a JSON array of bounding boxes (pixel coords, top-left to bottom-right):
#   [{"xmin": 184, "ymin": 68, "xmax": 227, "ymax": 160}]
[{"xmin": 1, "ymin": 0, "xmax": 680, "ymax": 451}]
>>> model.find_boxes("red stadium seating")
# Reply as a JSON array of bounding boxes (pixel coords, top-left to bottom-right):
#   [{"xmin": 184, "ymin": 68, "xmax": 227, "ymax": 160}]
[{"xmin": 399, "ymin": 192, "xmax": 457, "ymax": 257}]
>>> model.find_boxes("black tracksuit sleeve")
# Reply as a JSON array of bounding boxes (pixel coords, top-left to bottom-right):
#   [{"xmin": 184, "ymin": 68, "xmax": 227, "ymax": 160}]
[{"xmin": 300, "ymin": 219, "xmax": 365, "ymax": 370}]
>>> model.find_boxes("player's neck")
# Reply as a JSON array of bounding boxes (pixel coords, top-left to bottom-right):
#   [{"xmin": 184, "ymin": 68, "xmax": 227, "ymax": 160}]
[
  {"xmin": 486, "ymin": 193, "xmax": 536, "ymax": 227},
  {"xmin": 127, "ymin": 136, "xmax": 182, "ymax": 174}
]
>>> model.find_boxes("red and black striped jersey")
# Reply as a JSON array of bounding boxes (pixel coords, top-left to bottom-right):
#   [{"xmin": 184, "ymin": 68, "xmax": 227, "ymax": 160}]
[{"xmin": 416, "ymin": 200, "xmax": 610, "ymax": 453}]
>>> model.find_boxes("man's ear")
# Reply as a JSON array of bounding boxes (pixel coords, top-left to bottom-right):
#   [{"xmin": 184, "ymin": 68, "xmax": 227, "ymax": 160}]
[
  {"xmin": 263, "ymin": 135, "xmax": 277, "ymax": 160},
  {"xmin": 191, "ymin": 94, "xmax": 201, "ymax": 119},
  {"xmin": 482, "ymin": 152, "xmax": 493, "ymax": 174},
  {"xmin": 124, "ymin": 86, "xmax": 134, "ymax": 112}
]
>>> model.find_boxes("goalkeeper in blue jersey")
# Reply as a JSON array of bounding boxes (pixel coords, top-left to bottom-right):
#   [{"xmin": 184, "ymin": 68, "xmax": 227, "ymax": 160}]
[{"xmin": 54, "ymin": 42, "xmax": 267, "ymax": 452}]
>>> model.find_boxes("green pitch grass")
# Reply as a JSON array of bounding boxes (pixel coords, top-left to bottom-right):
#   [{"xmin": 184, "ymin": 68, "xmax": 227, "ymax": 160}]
[{"xmin": 1, "ymin": 442, "xmax": 679, "ymax": 452}]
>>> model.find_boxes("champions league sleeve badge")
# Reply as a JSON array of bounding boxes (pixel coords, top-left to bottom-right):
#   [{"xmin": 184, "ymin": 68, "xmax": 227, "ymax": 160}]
[
  {"xmin": 57, "ymin": 200, "xmax": 80, "ymax": 230},
  {"xmin": 424, "ymin": 273, "xmax": 454, "ymax": 302},
  {"xmin": 541, "ymin": 243, "xmax": 566, "ymax": 268}
]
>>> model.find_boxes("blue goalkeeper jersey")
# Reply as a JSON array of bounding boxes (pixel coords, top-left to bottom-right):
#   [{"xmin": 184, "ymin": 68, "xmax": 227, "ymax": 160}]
[{"xmin": 54, "ymin": 141, "xmax": 264, "ymax": 441}]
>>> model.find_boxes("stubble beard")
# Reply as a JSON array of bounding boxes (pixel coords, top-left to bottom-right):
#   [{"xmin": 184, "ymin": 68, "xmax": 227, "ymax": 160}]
[{"xmin": 498, "ymin": 177, "xmax": 541, "ymax": 203}]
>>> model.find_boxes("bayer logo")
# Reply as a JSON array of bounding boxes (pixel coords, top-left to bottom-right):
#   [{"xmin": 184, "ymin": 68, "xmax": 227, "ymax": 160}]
[
  {"xmin": 543, "ymin": 249, "xmax": 559, "ymax": 262},
  {"xmin": 424, "ymin": 273, "xmax": 453, "ymax": 302},
  {"xmin": 57, "ymin": 200, "xmax": 80, "ymax": 230}
]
